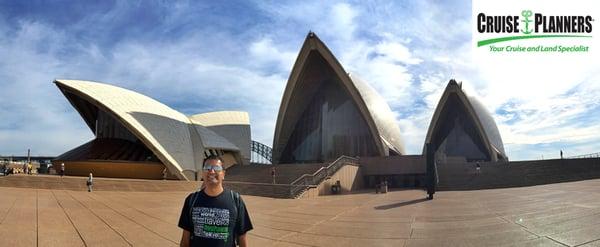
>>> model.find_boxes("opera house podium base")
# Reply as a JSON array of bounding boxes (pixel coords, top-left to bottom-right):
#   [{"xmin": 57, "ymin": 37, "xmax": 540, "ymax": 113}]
[{"xmin": 52, "ymin": 160, "xmax": 167, "ymax": 180}]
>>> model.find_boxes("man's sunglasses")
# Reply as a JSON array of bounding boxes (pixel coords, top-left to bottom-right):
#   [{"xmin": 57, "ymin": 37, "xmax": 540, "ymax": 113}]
[{"xmin": 202, "ymin": 165, "xmax": 223, "ymax": 172}]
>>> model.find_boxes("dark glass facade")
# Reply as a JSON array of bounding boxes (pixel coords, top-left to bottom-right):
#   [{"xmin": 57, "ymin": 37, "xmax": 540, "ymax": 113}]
[
  {"xmin": 431, "ymin": 94, "xmax": 489, "ymax": 161},
  {"xmin": 279, "ymin": 61, "xmax": 378, "ymax": 163}
]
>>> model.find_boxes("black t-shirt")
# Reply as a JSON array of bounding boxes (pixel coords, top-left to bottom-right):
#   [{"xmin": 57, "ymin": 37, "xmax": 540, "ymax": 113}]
[{"xmin": 178, "ymin": 189, "xmax": 253, "ymax": 247}]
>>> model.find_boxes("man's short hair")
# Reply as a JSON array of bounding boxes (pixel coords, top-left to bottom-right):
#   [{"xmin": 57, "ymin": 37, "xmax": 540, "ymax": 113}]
[{"xmin": 203, "ymin": 154, "xmax": 224, "ymax": 166}]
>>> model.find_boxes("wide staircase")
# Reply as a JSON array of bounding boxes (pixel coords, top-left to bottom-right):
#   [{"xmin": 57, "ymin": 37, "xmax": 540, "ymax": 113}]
[
  {"xmin": 0, "ymin": 156, "xmax": 360, "ymax": 199},
  {"xmin": 226, "ymin": 163, "xmax": 324, "ymax": 184},
  {"xmin": 224, "ymin": 156, "xmax": 359, "ymax": 198},
  {"xmin": 436, "ymin": 157, "xmax": 600, "ymax": 190},
  {"xmin": 223, "ymin": 163, "xmax": 326, "ymax": 198},
  {"xmin": 0, "ymin": 174, "xmax": 199, "ymax": 192},
  {"xmin": 0, "ymin": 175, "xmax": 300, "ymax": 198}
]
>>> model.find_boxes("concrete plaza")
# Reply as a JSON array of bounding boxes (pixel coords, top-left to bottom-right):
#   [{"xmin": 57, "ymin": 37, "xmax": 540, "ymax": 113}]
[{"xmin": 2, "ymin": 179, "xmax": 600, "ymax": 246}]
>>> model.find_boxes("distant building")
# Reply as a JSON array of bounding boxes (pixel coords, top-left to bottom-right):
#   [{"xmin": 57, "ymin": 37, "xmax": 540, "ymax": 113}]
[
  {"xmin": 423, "ymin": 80, "xmax": 507, "ymax": 162},
  {"xmin": 53, "ymin": 80, "xmax": 250, "ymax": 181},
  {"xmin": 272, "ymin": 32, "xmax": 405, "ymax": 164}
]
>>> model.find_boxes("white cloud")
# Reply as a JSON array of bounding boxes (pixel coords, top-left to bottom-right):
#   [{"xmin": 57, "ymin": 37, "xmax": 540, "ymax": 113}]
[
  {"xmin": 329, "ymin": 3, "xmax": 358, "ymax": 41},
  {"xmin": 248, "ymin": 38, "xmax": 296, "ymax": 72},
  {"xmin": 0, "ymin": 18, "xmax": 291, "ymax": 155}
]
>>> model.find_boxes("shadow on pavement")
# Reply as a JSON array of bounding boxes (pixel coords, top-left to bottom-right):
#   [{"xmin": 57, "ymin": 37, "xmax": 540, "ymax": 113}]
[{"xmin": 374, "ymin": 197, "xmax": 429, "ymax": 210}]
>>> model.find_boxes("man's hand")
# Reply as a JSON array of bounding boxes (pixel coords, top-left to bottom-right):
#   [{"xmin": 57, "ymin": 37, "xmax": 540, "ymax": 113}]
[
  {"xmin": 238, "ymin": 234, "xmax": 247, "ymax": 247},
  {"xmin": 180, "ymin": 230, "xmax": 190, "ymax": 247}
]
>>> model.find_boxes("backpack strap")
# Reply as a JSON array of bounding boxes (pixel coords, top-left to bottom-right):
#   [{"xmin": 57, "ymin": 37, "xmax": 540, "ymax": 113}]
[
  {"xmin": 230, "ymin": 190, "xmax": 242, "ymax": 245},
  {"xmin": 188, "ymin": 190, "xmax": 200, "ymax": 240}
]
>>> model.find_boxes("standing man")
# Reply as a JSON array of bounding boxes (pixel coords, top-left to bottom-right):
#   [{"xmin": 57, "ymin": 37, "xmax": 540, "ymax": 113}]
[
  {"xmin": 271, "ymin": 167, "xmax": 276, "ymax": 184},
  {"xmin": 560, "ymin": 150, "xmax": 563, "ymax": 159},
  {"xmin": 87, "ymin": 173, "xmax": 93, "ymax": 192},
  {"xmin": 179, "ymin": 155, "xmax": 253, "ymax": 247},
  {"xmin": 60, "ymin": 162, "xmax": 65, "ymax": 177}
]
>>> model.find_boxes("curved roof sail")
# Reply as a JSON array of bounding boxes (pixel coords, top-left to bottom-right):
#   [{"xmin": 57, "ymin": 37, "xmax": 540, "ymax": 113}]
[
  {"xmin": 272, "ymin": 32, "xmax": 405, "ymax": 164},
  {"xmin": 423, "ymin": 80, "xmax": 507, "ymax": 162}
]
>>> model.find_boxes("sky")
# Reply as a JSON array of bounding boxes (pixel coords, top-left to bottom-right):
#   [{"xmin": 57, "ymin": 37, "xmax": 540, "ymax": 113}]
[{"xmin": 0, "ymin": 0, "xmax": 599, "ymax": 161}]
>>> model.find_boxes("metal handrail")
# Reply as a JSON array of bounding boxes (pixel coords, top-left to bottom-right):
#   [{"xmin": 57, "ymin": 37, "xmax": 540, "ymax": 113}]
[
  {"xmin": 567, "ymin": 152, "xmax": 600, "ymax": 159},
  {"xmin": 289, "ymin": 155, "xmax": 359, "ymax": 197}
]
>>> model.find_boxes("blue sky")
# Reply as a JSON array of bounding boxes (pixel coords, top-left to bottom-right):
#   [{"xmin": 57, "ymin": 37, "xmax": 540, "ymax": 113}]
[{"xmin": 0, "ymin": 0, "xmax": 599, "ymax": 161}]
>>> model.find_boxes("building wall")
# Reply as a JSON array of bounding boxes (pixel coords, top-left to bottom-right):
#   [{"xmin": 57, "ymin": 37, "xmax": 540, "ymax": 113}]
[
  {"xmin": 360, "ymin": 155, "xmax": 426, "ymax": 175},
  {"xmin": 437, "ymin": 158, "xmax": 600, "ymax": 190},
  {"xmin": 52, "ymin": 160, "xmax": 167, "ymax": 179},
  {"xmin": 314, "ymin": 164, "xmax": 363, "ymax": 196}
]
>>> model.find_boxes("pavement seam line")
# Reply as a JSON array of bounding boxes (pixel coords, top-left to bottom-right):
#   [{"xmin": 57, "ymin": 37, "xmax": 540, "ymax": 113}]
[
  {"xmin": 276, "ymin": 193, "xmax": 385, "ymax": 242},
  {"xmin": 535, "ymin": 210, "xmax": 600, "ymax": 237},
  {"xmin": 492, "ymin": 206, "xmax": 545, "ymax": 241},
  {"xmin": 0, "ymin": 196, "xmax": 18, "ymax": 225},
  {"xmin": 86, "ymin": 192, "xmax": 179, "ymax": 245},
  {"xmin": 545, "ymin": 236, "xmax": 570, "ymax": 247},
  {"xmin": 247, "ymin": 233, "xmax": 316, "ymax": 247},
  {"xmin": 51, "ymin": 190, "xmax": 88, "ymax": 247},
  {"xmin": 65, "ymin": 190, "xmax": 133, "ymax": 247},
  {"xmin": 574, "ymin": 237, "xmax": 600, "ymax": 247},
  {"xmin": 499, "ymin": 215, "xmax": 542, "ymax": 238},
  {"xmin": 112, "ymin": 191, "xmax": 176, "ymax": 225}
]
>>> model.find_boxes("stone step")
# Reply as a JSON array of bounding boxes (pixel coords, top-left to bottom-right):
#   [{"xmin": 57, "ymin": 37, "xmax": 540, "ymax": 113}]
[
  {"xmin": 437, "ymin": 158, "xmax": 600, "ymax": 190},
  {"xmin": 0, "ymin": 174, "xmax": 199, "ymax": 192},
  {"xmin": 0, "ymin": 174, "xmax": 306, "ymax": 198},
  {"xmin": 225, "ymin": 163, "xmax": 325, "ymax": 184}
]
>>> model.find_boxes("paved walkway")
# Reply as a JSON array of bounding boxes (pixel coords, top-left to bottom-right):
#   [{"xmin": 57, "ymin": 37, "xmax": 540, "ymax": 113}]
[{"xmin": 1, "ymin": 179, "xmax": 600, "ymax": 246}]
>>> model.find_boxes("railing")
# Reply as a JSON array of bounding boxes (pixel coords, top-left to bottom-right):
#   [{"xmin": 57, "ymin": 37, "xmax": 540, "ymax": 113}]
[
  {"xmin": 288, "ymin": 155, "xmax": 359, "ymax": 198},
  {"xmin": 567, "ymin": 152, "xmax": 600, "ymax": 159},
  {"xmin": 251, "ymin": 140, "xmax": 272, "ymax": 164}
]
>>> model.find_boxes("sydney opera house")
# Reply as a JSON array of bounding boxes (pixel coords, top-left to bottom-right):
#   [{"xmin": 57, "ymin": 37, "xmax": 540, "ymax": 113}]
[{"xmin": 53, "ymin": 32, "xmax": 507, "ymax": 184}]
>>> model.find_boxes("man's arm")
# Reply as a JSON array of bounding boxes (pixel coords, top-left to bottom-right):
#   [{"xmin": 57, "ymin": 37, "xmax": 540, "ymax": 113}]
[
  {"xmin": 238, "ymin": 233, "xmax": 247, "ymax": 247},
  {"xmin": 180, "ymin": 230, "xmax": 190, "ymax": 247}
]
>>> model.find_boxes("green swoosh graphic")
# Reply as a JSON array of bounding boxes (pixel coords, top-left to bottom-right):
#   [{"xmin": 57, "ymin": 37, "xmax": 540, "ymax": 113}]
[{"xmin": 477, "ymin": 35, "xmax": 592, "ymax": 47}]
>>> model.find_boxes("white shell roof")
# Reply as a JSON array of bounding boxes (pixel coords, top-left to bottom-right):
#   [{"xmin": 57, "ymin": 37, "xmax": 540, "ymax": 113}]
[
  {"xmin": 55, "ymin": 79, "xmax": 246, "ymax": 180},
  {"xmin": 349, "ymin": 73, "xmax": 406, "ymax": 154},
  {"xmin": 189, "ymin": 111, "xmax": 250, "ymax": 127}
]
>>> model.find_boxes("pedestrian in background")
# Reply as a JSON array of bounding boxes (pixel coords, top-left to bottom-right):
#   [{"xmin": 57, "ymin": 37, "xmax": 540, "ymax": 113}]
[
  {"xmin": 271, "ymin": 167, "xmax": 276, "ymax": 184},
  {"xmin": 87, "ymin": 173, "xmax": 93, "ymax": 192}
]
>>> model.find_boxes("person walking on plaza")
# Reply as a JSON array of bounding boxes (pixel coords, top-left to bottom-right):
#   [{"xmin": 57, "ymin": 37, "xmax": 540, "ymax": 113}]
[
  {"xmin": 60, "ymin": 162, "xmax": 65, "ymax": 177},
  {"xmin": 271, "ymin": 167, "xmax": 276, "ymax": 184},
  {"xmin": 179, "ymin": 155, "xmax": 253, "ymax": 247},
  {"xmin": 560, "ymin": 150, "xmax": 564, "ymax": 159},
  {"xmin": 86, "ymin": 173, "xmax": 93, "ymax": 192}
]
